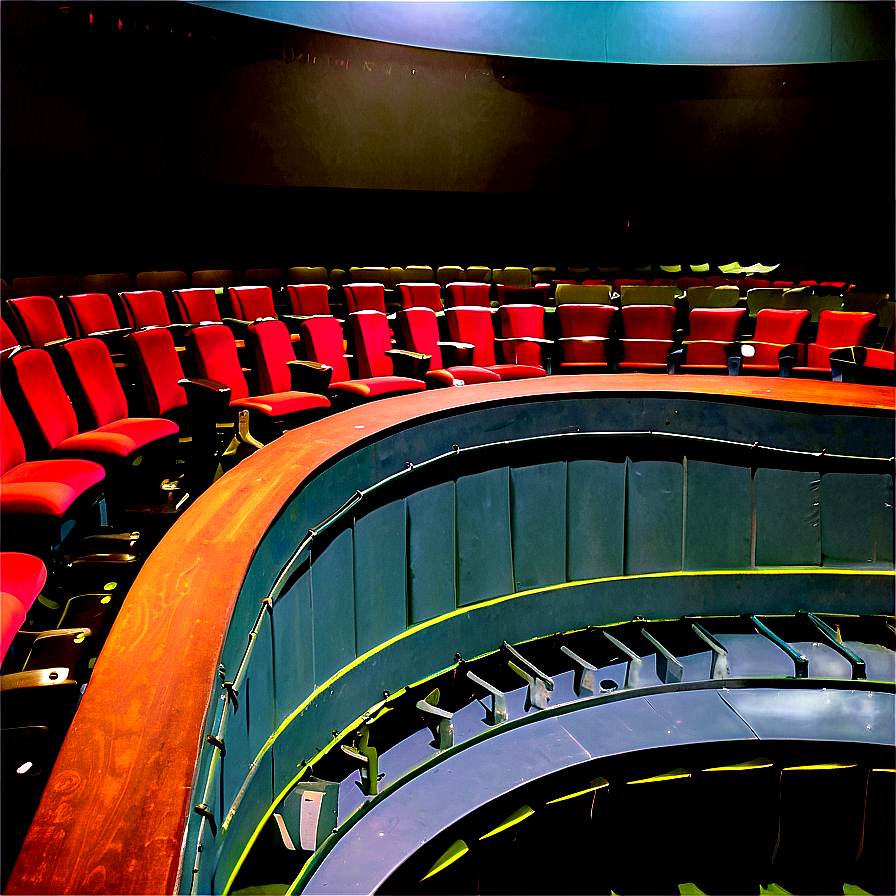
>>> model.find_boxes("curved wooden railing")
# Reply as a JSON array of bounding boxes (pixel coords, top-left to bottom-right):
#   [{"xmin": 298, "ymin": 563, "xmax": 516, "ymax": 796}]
[{"xmin": 6, "ymin": 375, "xmax": 894, "ymax": 895}]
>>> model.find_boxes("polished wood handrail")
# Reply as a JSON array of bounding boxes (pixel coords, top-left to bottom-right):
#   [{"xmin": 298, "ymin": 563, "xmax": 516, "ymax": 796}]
[{"xmin": 6, "ymin": 374, "xmax": 893, "ymax": 895}]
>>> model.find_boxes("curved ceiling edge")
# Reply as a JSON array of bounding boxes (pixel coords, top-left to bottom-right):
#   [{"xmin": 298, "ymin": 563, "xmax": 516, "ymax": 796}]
[{"xmin": 189, "ymin": 1, "xmax": 893, "ymax": 65}]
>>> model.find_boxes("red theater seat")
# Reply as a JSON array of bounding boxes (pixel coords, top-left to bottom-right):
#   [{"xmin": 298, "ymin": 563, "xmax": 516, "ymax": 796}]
[
  {"xmin": 1, "ymin": 394, "xmax": 105, "ymax": 548},
  {"xmin": 228, "ymin": 285, "xmax": 303, "ymax": 342},
  {"xmin": 397, "ymin": 283, "xmax": 443, "ymax": 313},
  {"xmin": 187, "ymin": 323, "xmax": 330, "ymax": 435},
  {"xmin": 343, "ymin": 283, "xmax": 388, "ymax": 315},
  {"xmin": 396, "ymin": 307, "xmax": 501, "ymax": 387},
  {"xmin": 301, "ymin": 314, "xmax": 426, "ymax": 402},
  {"xmin": 6, "ymin": 296, "xmax": 72, "ymax": 348},
  {"xmin": 117, "ymin": 290, "xmax": 172, "ymax": 329},
  {"xmin": 495, "ymin": 284, "xmax": 551, "ymax": 307},
  {"xmin": 668, "ymin": 307, "xmax": 747, "ymax": 373},
  {"xmin": 2, "ymin": 343, "xmax": 178, "ymax": 512},
  {"xmin": 285, "ymin": 284, "xmax": 332, "ymax": 317},
  {"xmin": 727, "ymin": 308, "xmax": 811, "ymax": 375},
  {"xmin": 60, "ymin": 293, "xmax": 127, "ymax": 338},
  {"xmin": 445, "ymin": 306, "xmax": 546, "ymax": 380},
  {"xmin": 780, "ymin": 310, "xmax": 876, "ymax": 379},
  {"xmin": 447, "ymin": 282, "xmax": 491, "ymax": 308},
  {"xmin": 556, "ymin": 304, "xmax": 617, "ymax": 372},
  {"xmin": 617, "ymin": 304, "xmax": 678, "ymax": 371},
  {"xmin": 497, "ymin": 304, "xmax": 553, "ymax": 368},
  {"xmin": 171, "ymin": 287, "xmax": 223, "ymax": 324}
]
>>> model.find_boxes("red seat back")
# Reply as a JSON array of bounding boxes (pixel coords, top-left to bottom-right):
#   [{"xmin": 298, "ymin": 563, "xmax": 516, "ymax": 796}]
[
  {"xmin": 350, "ymin": 311, "xmax": 394, "ymax": 378},
  {"xmin": 752, "ymin": 308, "xmax": 810, "ymax": 345},
  {"xmin": 496, "ymin": 284, "xmax": 550, "ymax": 306},
  {"xmin": 686, "ymin": 308, "xmax": 747, "ymax": 343},
  {"xmin": 814, "ymin": 310, "xmax": 876, "ymax": 349},
  {"xmin": 4, "ymin": 347, "xmax": 81, "ymax": 451},
  {"xmin": 397, "ymin": 283, "xmax": 442, "ymax": 312},
  {"xmin": 1, "ymin": 318, "xmax": 19, "ymax": 350},
  {"xmin": 621, "ymin": 304, "xmax": 677, "ymax": 339},
  {"xmin": 57, "ymin": 338, "xmax": 130, "ymax": 428},
  {"xmin": 285, "ymin": 284, "xmax": 330, "ymax": 316},
  {"xmin": 301, "ymin": 316, "xmax": 351, "ymax": 383},
  {"xmin": 7, "ymin": 296, "xmax": 70, "ymax": 346},
  {"xmin": 118, "ymin": 290, "xmax": 171, "ymax": 329},
  {"xmin": 397, "ymin": 307, "xmax": 443, "ymax": 368},
  {"xmin": 613, "ymin": 278, "xmax": 648, "ymax": 292},
  {"xmin": 446, "ymin": 306, "xmax": 497, "ymax": 367},
  {"xmin": 172, "ymin": 288, "xmax": 222, "ymax": 324},
  {"xmin": 249, "ymin": 319, "xmax": 296, "ymax": 394},
  {"xmin": 186, "ymin": 324, "xmax": 249, "ymax": 400},
  {"xmin": 499, "ymin": 304, "xmax": 546, "ymax": 339},
  {"xmin": 677, "ymin": 278, "xmax": 705, "ymax": 290},
  {"xmin": 228, "ymin": 285, "xmax": 276, "ymax": 321},
  {"xmin": 557, "ymin": 304, "xmax": 616, "ymax": 338},
  {"xmin": 344, "ymin": 284, "xmax": 387, "ymax": 315},
  {"xmin": 126, "ymin": 328, "xmax": 188, "ymax": 417},
  {"xmin": 63, "ymin": 293, "xmax": 122, "ymax": 336},
  {"xmin": 447, "ymin": 282, "xmax": 490, "ymax": 307},
  {"xmin": 1, "ymin": 394, "xmax": 28, "ymax": 475}
]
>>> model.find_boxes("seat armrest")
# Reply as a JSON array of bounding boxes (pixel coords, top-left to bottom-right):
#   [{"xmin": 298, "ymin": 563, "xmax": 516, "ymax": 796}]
[
  {"xmin": 178, "ymin": 377, "xmax": 233, "ymax": 414},
  {"xmin": 776, "ymin": 343, "xmax": 801, "ymax": 378},
  {"xmin": 667, "ymin": 344, "xmax": 687, "ymax": 374},
  {"xmin": 438, "ymin": 341, "xmax": 474, "ymax": 367},
  {"xmin": 278, "ymin": 314, "xmax": 307, "ymax": 335},
  {"xmin": 386, "ymin": 349, "xmax": 431, "ymax": 379},
  {"xmin": 286, "ymin": 360, "xmax": 333, "ymax": 393},
  {"xmin": 221, "ymin": 317, "xmax": 252, "ymax": 341}
]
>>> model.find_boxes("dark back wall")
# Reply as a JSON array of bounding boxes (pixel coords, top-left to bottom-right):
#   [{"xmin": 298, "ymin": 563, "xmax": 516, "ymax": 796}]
[{"xmin": 2, "ymin": 2, "xmax": 892, "ymax": 286}]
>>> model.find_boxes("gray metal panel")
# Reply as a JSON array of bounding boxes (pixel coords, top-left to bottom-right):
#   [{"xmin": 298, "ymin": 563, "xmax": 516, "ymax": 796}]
[
  {"xmin": 272, "ymin": 567, "xmax": 314, "ymax": 728},
  {"xmin": 311, "ymin": 528, "xmax": 356, "ymax": 684},
  {"xmin": 456, "ymin": 467, "xmax": 514, "ymax": 606},
  {"xmin": 684, "ymin": 459, "xmax": 752, "ymax": 570},
  {"xmin": 566, "ymin": 459, "xmax": 625, "ymax": 580},
  {"xmin": 878, "ymin": 475, "xmax": 895, "ymax": 563},
  {"xmin": 353, "ymin": 500, "xmax": 407, "ymax": 655},
  {"xmin": 625, "ymin": 459, "xmax": 684, "ymax": 575},
  {"xmin": 755, "ymin": 468, "xmax": 821, "ymax": 566},
  {"xmin": 718, "ymin": 688, "xmax": 896, "ymax": 744},
  {"xmin": 821, "ymin": 472, "xmax": 894, "ymax": 566},
  {"xmin": 510, "ymin": 461, "xmax": 567, "ymax": 590},
  {"xmin": 213, "ymin": 748, "xmax": 275, "ymax": 895},
  {"xmin": 407, "ymin": 481, "xmax": 457, "ymax": 624}
]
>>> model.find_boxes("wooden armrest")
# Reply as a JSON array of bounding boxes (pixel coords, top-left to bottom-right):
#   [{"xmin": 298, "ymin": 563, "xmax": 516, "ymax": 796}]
[
  {"xmin": 286, "ymin": 359, "xmax": 333, "ymax": 393},
  {"xmin": 386, "ymin": 349, "xmax": 431, "ymax": 379}
]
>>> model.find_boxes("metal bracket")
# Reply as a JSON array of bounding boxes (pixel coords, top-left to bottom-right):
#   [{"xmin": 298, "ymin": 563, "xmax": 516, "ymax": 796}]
[
  {"xmin": 222, "ymin": 681, "xmax": 239, "ymax": 711},
  {"xmin": 799, "ymin": 610, "xmax": 866, "ymax": 680},
  {"xmin": 602, "ymin": 630, "xmax": 642, "ymax": 688},
  {"xmin": 205, "ymin": 734, "xmax": 226, "ymax": 757},
  {"xmin": 340, "ymin": 726, "xmax": 378, "ymax": 796},
  {"xmin": 691, "ymin": 622, "xmax": 731, "ymax": 680},
  {"xmin": 466, "ymin": 670, "xmax": 508, "ymax": 726},
  {"xmin": 504, "ymin": 641, "xmax": 554, "ymax": 711},
  {"xmin": 560, "ymin": 645, "xmax": 599, "ymax": 697},
  {"xmin": 193, "ymin": 803, "xmax": 217, "ymax": 837},
  {"xmin": 236, "ymin": 409, "xmax": 264, "ymax": 449},
  {"xmin": 416, "ymin": 689, "xmax": 454, "ymax": 751},
  {"xmin": 642, "ymin": 629, "xmax": 683, "ymax": 684},
  {"xmin": 749, "ymin": 615, "xmax": 808, "ymax": 678}
]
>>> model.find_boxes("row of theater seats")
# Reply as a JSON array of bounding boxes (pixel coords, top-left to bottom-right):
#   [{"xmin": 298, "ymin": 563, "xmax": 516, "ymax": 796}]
[{"xmin": 0, "ymin": 262, "xmax": 858, "ymax": 300}]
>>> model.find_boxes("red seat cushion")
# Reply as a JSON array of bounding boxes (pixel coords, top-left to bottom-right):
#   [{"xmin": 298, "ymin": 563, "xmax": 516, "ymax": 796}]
[
  {"xmin": 487, "ymin": 364, "xmax": 548, "ymax": 380},
  {"xmin": 2, "ymin": 459, "xmax": 105, "ymax": 516},
  {"xmin": 2, "ymin": 592, "xmax": 27, "ymax": 658},
  {"xmin": 231, "ymin": 392, "xmax": 331, "ymax": 417},
  {"xmin": 426, "ymin": 366, "xmax": 502, "ymax": 387},
  {"xmin": 330, "ymin": 377, "xmax": 426, "ymax": 399},
  {"xmin": 55, "ymin": 417, "xmax": 178, "ymax": 458},
  {"xmin": 1, "ymin": 552, "xmax": 47, "ymax": 612}
]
